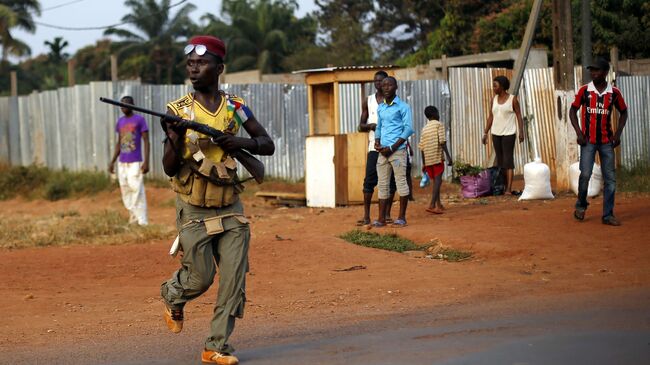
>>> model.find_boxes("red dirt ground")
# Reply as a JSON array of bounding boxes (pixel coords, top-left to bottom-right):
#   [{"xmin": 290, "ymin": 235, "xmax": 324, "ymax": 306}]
[{"xmin": 1, "ymin": 181, "xmax": 649, "ymax": 358}]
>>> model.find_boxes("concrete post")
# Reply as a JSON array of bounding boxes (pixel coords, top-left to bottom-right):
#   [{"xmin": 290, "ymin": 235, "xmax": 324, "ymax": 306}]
[
  {"xmin": 10, "ymin": 71, "xmax": 17, "ymax": 96},
  {"xmin": 552, "ymin": 0, "xmax": 577, "ymax": 191},
  {"xmin": 67, "ymin": 59, "xmax": 76, "ymax": 86},
  {"xmin": 111, "ymin": 54, "xmax": 118, "ymax": 82}
]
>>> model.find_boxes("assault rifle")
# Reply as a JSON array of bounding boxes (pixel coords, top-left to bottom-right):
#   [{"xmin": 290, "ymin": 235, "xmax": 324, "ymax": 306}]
[{"xmin": 99, "ymin": 97, "xmax": 265, "ymax": 184}]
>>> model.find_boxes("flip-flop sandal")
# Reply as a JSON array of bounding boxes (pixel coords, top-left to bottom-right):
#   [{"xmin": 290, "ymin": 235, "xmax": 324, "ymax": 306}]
[
  {"xmin": 511, "ymin": 190, "xmax": 522, "ymax": 196},
  {"xmin": 370, "ymin": 220, "xmax": 386, "ymax": 228},
  {"xmin": 425, "ymin": 208, "xmax": 436, "ymax": 214},
  {"xmin": 385, "ymin": 218, "xmax": 394, "ymax": 224},
  {"xmin": 356, "ymin": 218, "xmax": 370, "ymax": 226},
  {"xmin": 391, "ymin": 219, "xmax": 407, "ymax": 227}
]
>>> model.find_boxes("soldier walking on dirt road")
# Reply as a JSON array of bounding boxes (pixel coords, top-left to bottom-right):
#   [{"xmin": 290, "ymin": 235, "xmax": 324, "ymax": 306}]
[{"xmin": 159, "ymin": 35, "xmax": 275, "ymax": 365}]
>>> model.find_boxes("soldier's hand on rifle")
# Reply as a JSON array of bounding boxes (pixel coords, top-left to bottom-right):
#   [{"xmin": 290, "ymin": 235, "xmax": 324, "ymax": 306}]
[
  {"xmin": 161, "ymin": 112, "xmax": 186, "ymax": 139},
  {"xmin": 211, "ymin": 133, "xmax": 244, "ymax": 151}
]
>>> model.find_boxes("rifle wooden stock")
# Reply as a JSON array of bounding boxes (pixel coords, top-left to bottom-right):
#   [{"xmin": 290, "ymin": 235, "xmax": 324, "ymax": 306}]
[{"xmin": 99, "ymin": 97, "xmax": 265, "ymax": 183}]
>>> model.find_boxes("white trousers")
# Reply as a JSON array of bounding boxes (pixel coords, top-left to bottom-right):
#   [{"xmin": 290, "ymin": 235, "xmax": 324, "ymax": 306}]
[{"xmin": 117, "ymin": 161, "xmax": 148, "ymax": 225}]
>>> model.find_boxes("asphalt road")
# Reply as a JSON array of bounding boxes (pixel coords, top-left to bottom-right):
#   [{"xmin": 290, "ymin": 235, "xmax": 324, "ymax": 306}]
[{"xmin": 6, "ymin": 288, "xmax": 650, "ymax": 365}]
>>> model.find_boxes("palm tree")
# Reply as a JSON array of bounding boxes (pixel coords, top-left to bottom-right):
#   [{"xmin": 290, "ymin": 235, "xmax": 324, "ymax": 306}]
[
  {"xmin": 203, "ymin": 0, "xmax": 313, "ymax": 73},
  {"xmin": 104, "ymin": 0, "xmax": 196, "ymax": 84},
  {"xmin": 0, "ymin": 0, "xmax": 41, "ymax": 62},
  {"xmin": 44, "ymin": 36, "xmax": 69, "ymax": 63}
]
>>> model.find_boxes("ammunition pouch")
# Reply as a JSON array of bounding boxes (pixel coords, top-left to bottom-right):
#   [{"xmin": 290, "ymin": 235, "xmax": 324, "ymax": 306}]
[{"xmin": 170, "ymin": 156, "xmax": 245, "ymax": 208}]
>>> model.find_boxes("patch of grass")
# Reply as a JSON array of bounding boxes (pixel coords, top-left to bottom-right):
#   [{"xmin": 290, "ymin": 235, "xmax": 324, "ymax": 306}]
[
  {"xmin": 0, "ymin": 165, "xmax": 113, "ymax": 201},
  {"xmin": 0, "ymin": 164, "xmax": 50, "ymax": 200},
  {"xmin": 0, "ymin": 210, "xmax": 173, "ymax": 249},
  {"xmin": 618, "ymin": 163, "xmax": 650, "ymax": 193},
  {"xmin": 436, "ymin": 248, "xmax": 473, "ymax": 262},
  {"xmin": 339, "ymin": 229, "xmax": 421, "ymax": 253}
]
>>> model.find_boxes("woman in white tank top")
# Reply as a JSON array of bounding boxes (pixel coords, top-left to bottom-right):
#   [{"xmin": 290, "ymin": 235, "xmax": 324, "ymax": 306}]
[{"xmin": 481, "ymin": 76, "xmax": 524, "ymax": 195}]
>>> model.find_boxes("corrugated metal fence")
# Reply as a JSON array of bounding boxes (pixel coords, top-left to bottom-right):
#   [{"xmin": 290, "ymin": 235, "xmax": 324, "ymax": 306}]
[
  {"xmin": 449, "ymin": 68, "xmax": 649, "ymax": 176},
  {"xmin": 1, "ymin": 73, "xmax": 646, "ymax": 181},
  {"xmin": 617, "ymin": 76, "xmax": 650, "ymax": 168},
  {"xmin": 0, "ymin": 81, "xmax": 309, "ymax": 181},
  {"xmin": 450, "ymin": 68, "xmax": 529, "ymax": 175}
]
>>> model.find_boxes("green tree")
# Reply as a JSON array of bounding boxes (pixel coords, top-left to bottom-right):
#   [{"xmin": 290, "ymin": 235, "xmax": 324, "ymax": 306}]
[
  {"xmin": 314, "ymin": 0, "xmax": 374, "ymax": 66},
  {"xmin": 104, "ymin": 0, "xmax": 196, "ymax": 84},
  {"xmin": 589, "ymin": 0, "xmax": 650, "ymax": 58},
  {"xmin": 0, "ymin": 0, "xmax": 41, "ymax": 62},
  {"xmin": 44, "ymin": 36, "xmax": 69, "ymax": 63},
  {"xmin": 370, "ymin": 0, "xmax": 446, "ymax": 62},
  {"xmin": 396, "ymin": 0, "xmax": 503, "ymax": 66},
  {"xmin": 73, "ymin": 39, "xmax": 112, "ymax": 84},
  {"xmin": 202, "ymin": 0, "xmax": 318, "ymax": 73},
  {"xmin": 472, "ymin": 0, "xmax": 553, "ymax": 54}
]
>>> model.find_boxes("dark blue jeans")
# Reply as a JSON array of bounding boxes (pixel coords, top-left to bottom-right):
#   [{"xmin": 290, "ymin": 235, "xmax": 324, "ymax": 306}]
[{"xmin": 575, "ymin": 142, "xmax": 616, "ymax": 218}]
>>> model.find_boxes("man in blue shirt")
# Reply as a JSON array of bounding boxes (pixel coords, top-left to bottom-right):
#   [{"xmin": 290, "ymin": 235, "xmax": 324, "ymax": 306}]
[{"xmin": 373, "ymin": 76, "xmax": 414, "ymax": 227}]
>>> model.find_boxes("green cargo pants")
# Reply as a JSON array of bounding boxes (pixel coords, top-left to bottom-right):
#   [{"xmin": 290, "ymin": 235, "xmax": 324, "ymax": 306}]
[{"xmin": 161, "ymin": 196, "xmax": 250, "ymax": 354}]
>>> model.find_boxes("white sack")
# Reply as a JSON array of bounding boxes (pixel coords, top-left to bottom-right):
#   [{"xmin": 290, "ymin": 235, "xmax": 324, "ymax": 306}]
[
  {"xmin": 569, "ymin": 162, "xmax": 602, "ymax": 197},
  {"xmin": 519, "ymin": 158, "xmax": 554, "ymax": 200}
]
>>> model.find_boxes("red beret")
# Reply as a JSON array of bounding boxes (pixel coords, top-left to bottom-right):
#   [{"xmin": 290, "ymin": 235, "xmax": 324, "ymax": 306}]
[{"xmin": 188, "ymin": 35, "xmax": 226, "ymax": 58}]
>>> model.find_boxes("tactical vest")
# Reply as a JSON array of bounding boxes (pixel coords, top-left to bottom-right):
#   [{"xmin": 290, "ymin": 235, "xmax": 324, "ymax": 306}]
[{"xmin": 166, "ymin": 92, "xmax": 247, "ymax": 208}]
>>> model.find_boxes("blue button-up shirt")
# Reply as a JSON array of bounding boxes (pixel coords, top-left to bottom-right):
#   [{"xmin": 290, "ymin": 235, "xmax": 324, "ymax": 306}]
[{"xmin": 376, "ymin": 95, "xmax": 414, "ymax": 150}]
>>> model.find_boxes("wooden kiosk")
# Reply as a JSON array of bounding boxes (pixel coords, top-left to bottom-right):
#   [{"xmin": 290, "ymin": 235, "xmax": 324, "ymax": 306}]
[{"xmin": 298, "ymin": 66, "xmax": 396, "ymax": 207}]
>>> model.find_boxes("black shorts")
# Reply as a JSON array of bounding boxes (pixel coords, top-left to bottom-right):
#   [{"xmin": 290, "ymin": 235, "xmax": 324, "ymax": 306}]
[
  {"xmin": 363, "ymin": 151, "xmax": 397, "ymax": 194},
  {"xmin": 492, "ymin": 134, "xmax": 516, "ymax": 169}
]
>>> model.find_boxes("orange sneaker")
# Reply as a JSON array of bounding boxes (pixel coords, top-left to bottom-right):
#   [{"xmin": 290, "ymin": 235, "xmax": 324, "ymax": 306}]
[
  {"xmin": 163, "ymin": 303, "xmax": 183, "ymax": 333},
  {"xmin": 201, "ymin": 349, "xmax": 239, "ymax": 364}
]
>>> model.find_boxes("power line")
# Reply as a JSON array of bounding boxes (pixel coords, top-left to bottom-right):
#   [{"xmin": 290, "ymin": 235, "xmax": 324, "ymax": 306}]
[
  {"xmin": 34, "ymin": 0, "xmax": 189, "ymax": 31},
  {"xmin": 42, "ymin": 0, "xmax": 88, "ymax": 12}
]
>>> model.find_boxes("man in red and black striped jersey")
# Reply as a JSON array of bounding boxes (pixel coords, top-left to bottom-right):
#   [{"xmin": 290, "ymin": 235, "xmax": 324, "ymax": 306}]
[{"xmin": 569, "ymin": 57, "xmax": 628, "ymax": 226}]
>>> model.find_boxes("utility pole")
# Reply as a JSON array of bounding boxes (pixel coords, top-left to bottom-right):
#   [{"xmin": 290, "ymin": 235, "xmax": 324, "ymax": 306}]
[
  {"xmin": 511, "ymin": 0, "xmax": 544, "ymax": 96},
  {"xmin": 111, "ymin": 54, "xmax": 118, "ymax": 82},
  {"xmin": 10, "ymin": 71, "xmax": 17, "ymax": 96},
  {"xmin": 552, "ymin": 0, "xmax": 576, "ymax": 191},
  {"xmin": 67, "ymin": 59, "xmax": 76, "ymax": 86},
  {"xmin": 581, "ymin": 0, "xmax": 592, "ymax": 84}
]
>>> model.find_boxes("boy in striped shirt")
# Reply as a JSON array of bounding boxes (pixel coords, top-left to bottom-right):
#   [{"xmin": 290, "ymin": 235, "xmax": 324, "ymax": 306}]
[
  {"xmin": 569, "ymin": 57, "xmax": 628, "ymax": 226},
  {"xmin": 419, "ymin": 106, "xmax": 452, "ymax": 214}
]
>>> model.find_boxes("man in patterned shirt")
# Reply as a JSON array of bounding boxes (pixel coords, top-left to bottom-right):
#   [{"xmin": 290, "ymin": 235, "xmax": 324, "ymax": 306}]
[
  {"xmin": 108, "ymin": 95, "xmax": 149, "ymax": 225},
  {"xmin": 160, "ymin": 35, "xmax": 275, "ymax": 364},
  {"xmin": 570, "ymin": 57, "xmax": 628, "ymax": 226}
]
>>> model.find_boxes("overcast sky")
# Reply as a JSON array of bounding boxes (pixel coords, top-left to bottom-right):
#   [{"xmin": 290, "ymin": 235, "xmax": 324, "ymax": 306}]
[{"xmin": 13, "ymin": 0, "xmax": 317, "ymax": 59}]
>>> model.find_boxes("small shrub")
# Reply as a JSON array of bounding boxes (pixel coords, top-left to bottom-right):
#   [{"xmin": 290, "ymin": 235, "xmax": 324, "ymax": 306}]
[
  {"xmin": 618, "ymin": 163, "xmax": 650, "ymax": 193},
  {"xmin": 0, "ymin": 165, "xmax": 49, "ymax": 199},
  {"xmin": 0, "ymin": 165, "xmax": 113, "ymax": 201},
  {"xmin": 68, "ymin": 170, "xmax": 112, "ymax": 194},
  {"xmin": 453, "ymin": 161, "xmax": 483, "ymax": 177},
  {"xmin": 45, "ymin": 175, "xmax": 72, "ymax": 201}
]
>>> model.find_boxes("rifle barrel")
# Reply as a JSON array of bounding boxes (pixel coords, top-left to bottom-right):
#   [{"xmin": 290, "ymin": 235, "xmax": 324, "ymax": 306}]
[{"xmin": 99, "ymin": 97, "xmax": 183, "ymax": 123}]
